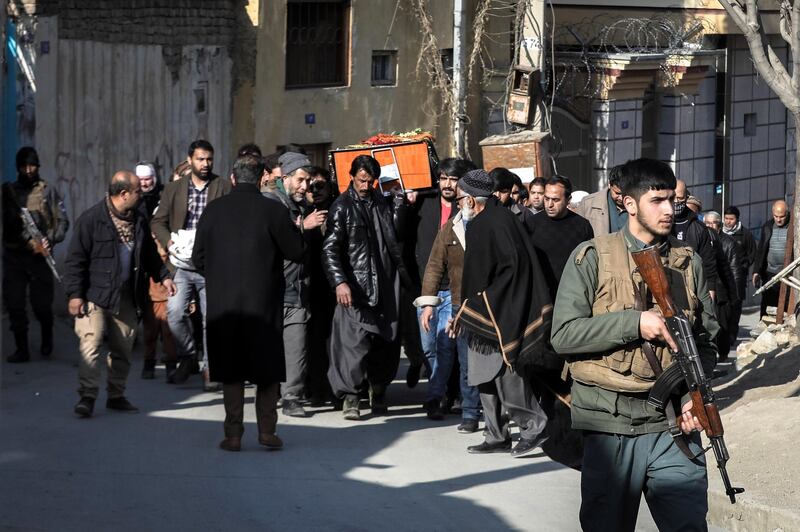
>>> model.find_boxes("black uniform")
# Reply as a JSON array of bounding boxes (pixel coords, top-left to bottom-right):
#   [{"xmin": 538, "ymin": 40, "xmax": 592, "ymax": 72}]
[{"xmin": 2, "ymin": 173, "xmax": 68, "ymax": 361}]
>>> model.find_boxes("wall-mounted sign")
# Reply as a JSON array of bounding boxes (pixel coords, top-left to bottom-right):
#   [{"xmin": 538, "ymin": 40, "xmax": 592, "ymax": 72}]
[{"xmin": 305, "ymin": 113, "xmax": 316, "ymax": 125}]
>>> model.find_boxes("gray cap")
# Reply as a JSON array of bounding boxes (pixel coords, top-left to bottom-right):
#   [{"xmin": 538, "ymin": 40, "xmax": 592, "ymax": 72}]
[
  {"xmin": 457, "ymin": 169, "xmax": 494, "ymax": 198},
  {"xmin": 278, "ymin": 151, "xmax": 312, "ymax": 176}
]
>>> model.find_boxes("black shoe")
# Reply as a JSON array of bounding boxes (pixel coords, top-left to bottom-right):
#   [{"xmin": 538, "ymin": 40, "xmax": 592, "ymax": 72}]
[
  {"xmin": 168, "ymin": 358, "xmax": 192, "ymax": 384},
  {"xmin": 282, "ymin": 399, "xmax": 307, "ymax": 418},
  {"xmin": 369, "ymin": 386, "xmax": 388, "ymax": 415},
  {"xmin": 164, "ymin": 361, "xmax": 177, "ymax": 380},
  {"xmin": 406, "ymin": 363, "xmax": 422, "ymax": 388},
  {"xmin": 467, "ymin": 440, "xmax": 512, "ymax": 454},
  {"xmin": 457, "ymin": 419, "xmax": 480, "ymax": 433},
  {"xmin": 6, "ymin": 350, "xmax": 30, "ymax": 363},
  {"xmin": 40, "ymin": 326, "xmax": 53, "ymax": 357},
  {"xmin": 74, "ymin": 397, "xmax": 95, "ymax": 418},
  {"xmin": 106, "ymin": 397, "xmax": 139, "ymax": 413},
  {"xmin": 511, "ymin": 434, "xmax": 549, "ymax": 458},
  {"xmin": 424, "ymin": 399, "xmax": 445, "ymax": 421},
  {"xmin": 141, "ymin": 359, "xmax": 156, "ymax": 380}
]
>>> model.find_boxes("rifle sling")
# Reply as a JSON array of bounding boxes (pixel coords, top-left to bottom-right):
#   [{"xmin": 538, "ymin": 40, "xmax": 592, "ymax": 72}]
[{"xmin": 633, "ymin": 282, "xmax": 695, "ymax": 461}]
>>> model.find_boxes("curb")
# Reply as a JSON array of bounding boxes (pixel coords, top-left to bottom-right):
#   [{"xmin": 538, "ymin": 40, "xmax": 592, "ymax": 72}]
[{"xmin": 708, "ymin": 490, "xmax": 800, "ymax": 531}]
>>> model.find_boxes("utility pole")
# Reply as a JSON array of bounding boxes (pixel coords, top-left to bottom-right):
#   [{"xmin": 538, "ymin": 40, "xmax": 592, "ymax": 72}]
[{"xmin": 452, "ymin": 0, "xmax": 467, "ymax": 158}]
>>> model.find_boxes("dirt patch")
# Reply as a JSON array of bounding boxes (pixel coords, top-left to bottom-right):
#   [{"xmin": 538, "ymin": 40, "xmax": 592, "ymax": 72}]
[{"xmin": 711, "ymin": 339, "xmax": 800, "ymax": 515}]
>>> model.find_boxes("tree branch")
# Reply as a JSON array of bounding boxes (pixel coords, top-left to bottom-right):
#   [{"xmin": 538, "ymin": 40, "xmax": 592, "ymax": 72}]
[
  {"xmin": 792, "ymin": 0, "xmax": 800, "ymax": 92},
  {"xmin": 779, "ymin": 1, "xmax": 792, "ymax": 46}
]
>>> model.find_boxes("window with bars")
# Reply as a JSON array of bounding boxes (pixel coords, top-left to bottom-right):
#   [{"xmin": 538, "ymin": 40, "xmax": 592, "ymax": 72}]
[
  {"xmin": 371, "ymin": 51, "xmax": 397, "ymax": 86},
  {"xmin": 286, "ymin": 0, "xmax": 350, "ymax": 89}
]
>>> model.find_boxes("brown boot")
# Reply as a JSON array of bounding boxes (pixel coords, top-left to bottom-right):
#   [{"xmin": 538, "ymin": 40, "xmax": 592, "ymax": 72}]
[
  {"xmin": 219, "ymin": 437, "xmax": 241, "ymax": 452},
  {"xmin": 258, "ymin": 433, "xmax": 283, "ymax": 450}
]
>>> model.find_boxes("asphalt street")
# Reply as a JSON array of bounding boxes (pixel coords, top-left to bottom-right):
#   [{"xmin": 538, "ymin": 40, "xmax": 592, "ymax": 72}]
[{"xmin": 0, "ymin": 316, "xmax": 727, "ymax": 532}]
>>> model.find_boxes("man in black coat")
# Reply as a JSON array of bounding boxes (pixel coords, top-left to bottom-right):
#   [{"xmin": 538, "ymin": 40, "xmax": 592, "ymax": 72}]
[
  {"xmin": 64, "ymin": 171, "xmax": 175, "ymax": 418},
  {"xmin": 192, "ymin": 155, "xmax": 304, "ymax": 452},
  {"xmin": 705, "ymin": 211, "xmax": 743, "ymax": 361},
  {"xmin": 323, "ymin": 155, "xmax": 411, "ymax": 421},
  {"xmin": 672, "ymin": 179, "xmax": 718, "ymax": 299},
  {"xmin": 722, "ymin": 205, "xmax": 757, "ymax": 345},
  {"xmin": 454, "ymin": 169, "xmax": 552, "ymax": 457},
  {"xmin": 753, "ymin": 200, "xmax": 792, "ymax": 318}
]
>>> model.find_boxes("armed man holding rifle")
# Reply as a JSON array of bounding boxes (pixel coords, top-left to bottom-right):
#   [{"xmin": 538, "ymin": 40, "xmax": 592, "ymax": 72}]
[{"xmin": 551, "ymin": 158, "xmax": 728, "ymax": 531}]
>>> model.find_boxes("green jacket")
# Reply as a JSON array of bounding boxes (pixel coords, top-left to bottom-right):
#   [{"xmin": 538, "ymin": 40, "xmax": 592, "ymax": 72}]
[{"xmin": 551, "ymin": 226, "xmax": 719, "ymax": 435}]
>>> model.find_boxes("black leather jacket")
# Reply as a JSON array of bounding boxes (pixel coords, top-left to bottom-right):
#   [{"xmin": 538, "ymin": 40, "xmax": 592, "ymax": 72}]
[
  {"xmin": 710, "ymin": 229, "xmax": 743, "ymax": 304},
  {"xmin": 322, "ymin": 185, "xmax": 410, "ymax": 306}
]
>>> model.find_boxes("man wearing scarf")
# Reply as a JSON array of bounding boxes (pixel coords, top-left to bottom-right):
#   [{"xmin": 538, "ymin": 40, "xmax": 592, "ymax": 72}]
[
  {"xmin": 671, "ymin": 179, "xmax": 717, "ymax": 299},
  {"xmin": 453, "ymin": 169, "xmax": 553, "ymax": 457},
  {"xmin": 64, "ymin": 171, "xmax": 175, "ymax": 418},
  {"xmin": 722, "ymin": 205, "xmax": 756, "ymax": 343}
]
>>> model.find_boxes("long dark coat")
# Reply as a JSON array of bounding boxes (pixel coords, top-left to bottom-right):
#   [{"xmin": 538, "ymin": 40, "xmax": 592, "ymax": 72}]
[{"xmin": 192, "ymin": 183, "xmax": 304, "ymax": 385}]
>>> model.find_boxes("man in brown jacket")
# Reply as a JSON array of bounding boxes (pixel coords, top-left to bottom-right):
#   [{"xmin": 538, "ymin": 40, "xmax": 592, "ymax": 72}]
[
  {"xmin": 150, "ymin": 140, "xmax": 232, "ymax": 386},
  {"xmin": 414, "ymin": 206, "xmax": 480, "ymax": 433}
]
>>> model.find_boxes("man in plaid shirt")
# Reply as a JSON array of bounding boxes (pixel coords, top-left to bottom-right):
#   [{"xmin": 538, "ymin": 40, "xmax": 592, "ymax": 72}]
[{"xmin": 151, "ymin": 140, "xmax": 232, "ymax": 386}]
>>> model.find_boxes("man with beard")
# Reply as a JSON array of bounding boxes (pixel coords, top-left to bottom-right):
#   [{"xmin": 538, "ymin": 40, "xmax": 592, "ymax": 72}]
[
  {"xmin": 671, "ymin": 179, "xmax": 717, "ymax": 300},
  {"xmin": 754, "ymin": 200, "xmax": 792, "ymax": 318},
  {"xmin": 704, "ymin": 211, "xmax": 743, "ymax": 361},
  {"xmin": 576, "ymin": 164, "xmax": 628, "ymax": 236},
  {"xmin": 407, "ymin": 158, "xmax": 478, "ymax": 422},
  {"xmin": 304, "ymin": 167, "xmax": 338, "ymax": 404},
  {"xmin": 551, "ymin": 158, "xmax": 718, "ymax": 531},
  {"xmin": 192, "ymin": 154, "xmax": 304, "ymax": 451},
  {"xmin": 491, "ymin": 167, "xmax": 536, "ymax": 235},
  {"xmin": 528, "ymin": 177, "xmax": 546, "ymax": 214},
  {"xmin": 151, "ymin": 140, "xmax": 232, "ymax": 386},
  {"xmin": 135, "ymin": 162, "xmax": 177, "ymax": 379},
  {"xmin": 263, "ymin": 152, "xmax": 327, "ymax": 417},
  {"xmin": 722, "ymin": 205, "xmax": 756, "ymax": 342},
  {"xmin": 453, "ymin": 169, "xmax": 553, "ymax": 457},
  {"xmin": 3, "ymin": 147, "xmax": 69, "ymax": 362},
  {"xmin": 323, "ymin": 155, "xmax": 411, "ymax": 421},
  {"xmin": 529, "ymin": 175, "xmax": 594, "ymax": 302},
  {"xmin": 65, "ymin": 171, "xmax": 176, "ymax": 417}
]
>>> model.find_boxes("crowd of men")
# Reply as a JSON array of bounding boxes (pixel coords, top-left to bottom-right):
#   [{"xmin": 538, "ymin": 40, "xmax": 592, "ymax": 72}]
[{"xmin": 3, "ymin": 142, "xmax": 792, "ymax": 530}]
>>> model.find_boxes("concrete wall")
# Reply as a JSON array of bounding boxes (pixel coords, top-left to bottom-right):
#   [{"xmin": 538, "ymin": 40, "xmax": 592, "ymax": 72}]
[
  {"xmin": 728, "ymin": 36, "xmax": 792, "ymax": 232},
  {"xmin": 253, "ymin": 0, "xmax": 457, "ymax": 161},
  {"xmin": 35, "ymin": 17, "xmax": 233, "ymax": 259}
]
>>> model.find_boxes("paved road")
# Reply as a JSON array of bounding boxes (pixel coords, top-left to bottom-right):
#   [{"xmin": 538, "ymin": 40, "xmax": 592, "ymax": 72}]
[{"xmin": 1, "ymin": 316, "xmax": 726, "ymax": 531}]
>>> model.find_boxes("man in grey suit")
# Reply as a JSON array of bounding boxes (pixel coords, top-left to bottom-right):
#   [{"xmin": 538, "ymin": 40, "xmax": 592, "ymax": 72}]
[{"xmin": 151, "ymin": 140, "xmax": 232, "ymax": 386}]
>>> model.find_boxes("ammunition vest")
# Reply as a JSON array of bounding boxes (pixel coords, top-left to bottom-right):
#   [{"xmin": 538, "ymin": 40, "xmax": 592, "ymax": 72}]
[{"xmin": 569, "ymin": 231, "xmax": 697, "ymax": 393}]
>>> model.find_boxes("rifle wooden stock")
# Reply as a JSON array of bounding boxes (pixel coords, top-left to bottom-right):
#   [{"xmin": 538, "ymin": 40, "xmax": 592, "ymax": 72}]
[{"xmin": 630, "ymin": 245, "xmax": 679, "ymax": 318}]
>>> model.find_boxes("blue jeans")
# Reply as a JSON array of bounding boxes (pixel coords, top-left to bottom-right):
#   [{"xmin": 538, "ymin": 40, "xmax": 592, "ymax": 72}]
[
  {"xmin": 456, "ymin": 333, "xmax": 480, "ymax": 421},
  {"xmin": 166, "ymin": 268, "xmax": 207, "ymax": 369},
  {"xmin": 417, "ymin": 291, "xmax": 455, "ymax": 404},
  {"xmin": 417, "ymin": 293, "xmax": 480, "ymax": 420}
]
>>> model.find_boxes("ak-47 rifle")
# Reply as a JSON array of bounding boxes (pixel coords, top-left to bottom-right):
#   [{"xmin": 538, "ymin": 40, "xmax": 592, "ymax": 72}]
[
  {"xmin": 20, "ymin": 207, "xmax": 62, "ymax": 283},
  {"xmin": 631, "ymin": 245, "xmax": 744, "ymax": 504}
]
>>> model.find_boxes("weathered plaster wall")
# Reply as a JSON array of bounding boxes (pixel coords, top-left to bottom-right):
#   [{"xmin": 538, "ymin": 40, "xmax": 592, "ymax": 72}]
[{"xmin": 253, "ymin": 0, "xmax": 457, "ymax": 161}]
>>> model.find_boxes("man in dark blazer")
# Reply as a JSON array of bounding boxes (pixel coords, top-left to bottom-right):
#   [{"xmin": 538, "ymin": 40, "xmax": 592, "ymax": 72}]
[
  {"xmin": 192, "ymin": 154, "xmax": 304, "ymax": 452},
  {"xmin": 151, "ymin": 140, "xmax": 232, "ymax": 386}
]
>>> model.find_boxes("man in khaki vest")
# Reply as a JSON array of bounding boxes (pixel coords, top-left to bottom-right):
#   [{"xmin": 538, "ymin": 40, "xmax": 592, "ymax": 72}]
[{"xmin": 551, "ymin": 158, "xmax": 719, "ymax": 532}]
